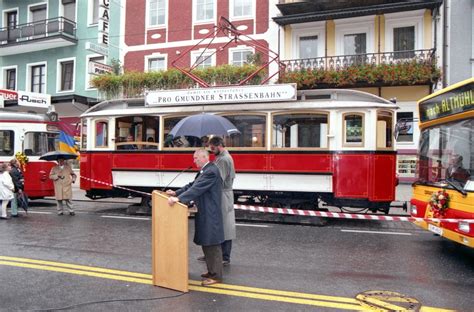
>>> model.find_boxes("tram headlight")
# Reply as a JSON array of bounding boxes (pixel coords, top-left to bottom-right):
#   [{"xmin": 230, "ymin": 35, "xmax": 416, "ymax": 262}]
[
  {"xmin": 458, "ymin": 221, "xmax": 471, "ymax": 233},
  {"xmin": 410, "ymin": 204, "xmax": 418, "ymax": 216}
]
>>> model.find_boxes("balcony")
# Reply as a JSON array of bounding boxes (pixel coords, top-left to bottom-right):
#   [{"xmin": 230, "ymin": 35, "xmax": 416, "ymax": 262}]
[
  {"xmin": 280, "ymin": 49, "xmax": 440, "ymax": 89},
  {"xmin": 0, "ymin": 17, "xmax": 77, "ymax": 56}
]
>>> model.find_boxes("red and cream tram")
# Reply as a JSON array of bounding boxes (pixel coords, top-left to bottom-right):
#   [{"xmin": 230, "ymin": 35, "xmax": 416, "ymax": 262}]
[
  {"xmin": 0, "ymin": 111, "xmax": 59, "ymax": 198},
  {"xmin": 79, "ymin": 85, "xmax": 398, "ymax": 213}
]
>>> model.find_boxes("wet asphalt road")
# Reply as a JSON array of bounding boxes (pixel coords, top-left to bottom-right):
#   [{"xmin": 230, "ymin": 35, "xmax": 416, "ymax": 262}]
[{"xmin": 0, "ymin": 198, "xmax": 473, "ymax": 312}]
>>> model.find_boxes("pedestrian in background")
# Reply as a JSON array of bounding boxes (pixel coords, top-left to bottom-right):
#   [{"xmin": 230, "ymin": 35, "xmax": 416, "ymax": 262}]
[
  {"xmin": 208, "ymin": 136, "xmax": 236, "ymax": 266},
  {"xmin": 49, "ymin": 157, "xmax": 77, "ymax": 216},
  {"xmin": 9, "ymin": 158, "xmax": 24, "ymax": 217},
  {"xmin": 0, "ymin": 163, "xmax": 15, "ymax": 219},
  {"xmin": 167, "ymin": 149, "xmax": 225, "ymax": 286}
]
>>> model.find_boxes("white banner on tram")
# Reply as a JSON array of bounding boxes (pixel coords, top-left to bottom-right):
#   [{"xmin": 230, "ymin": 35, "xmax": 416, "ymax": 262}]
[{"xmin": 146, "ymin": 84, "xmax": 297, "ymax": 106}]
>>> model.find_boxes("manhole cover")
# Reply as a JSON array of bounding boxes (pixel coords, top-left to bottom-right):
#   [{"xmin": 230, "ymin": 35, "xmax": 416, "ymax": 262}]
[{"xmin": 356, "ymin": 290, "xmax": 421, "ymax": 311}]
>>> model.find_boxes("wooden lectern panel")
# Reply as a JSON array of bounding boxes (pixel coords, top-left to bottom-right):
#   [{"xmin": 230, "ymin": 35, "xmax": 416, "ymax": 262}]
[{"xmin": 152, "ymin": 191, "xmax": 189, "ymax": 292}]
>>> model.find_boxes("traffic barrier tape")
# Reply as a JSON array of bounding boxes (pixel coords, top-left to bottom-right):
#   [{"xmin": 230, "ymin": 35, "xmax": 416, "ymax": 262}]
[{"xmin": 79, "ymin": 175, "xmax": 474, "ymax": 224}]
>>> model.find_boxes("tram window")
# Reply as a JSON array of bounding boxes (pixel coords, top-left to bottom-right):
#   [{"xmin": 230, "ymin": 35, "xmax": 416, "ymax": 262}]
[
  {"xmin": 24, "ymin": 132, "xmax": 59, "ymax": 155},
  {"xmin": 222, "ymin": 114, "xmax": 266, "ymax": 148},
  {"xmin": 377, "ymin": 111, "xmax": 393, "ymax": 149},
  {"xmin": 272, "ymin": 113, "xmax": 328, "ymax": 148},
  {"xmin": 0, "ymin": 131, "xmax": 14, "ymax": 156},
  {"xmin": 343, "ymin": 114, "xmax": 364, "ymax": 145},
  {"xmin": 94, "ymin": 120, "xmax": 108, "ymax": 148},
  {"xmin": 163, "ymin": 116, "xmax": 207, "ymax": 148},
  {"xmin": 116, "ymin": 116, "xmax": 159, "ymax": 149},
  {"xmin": 80, "ymin": 119, "xmax": 87, "ymax": 150}
]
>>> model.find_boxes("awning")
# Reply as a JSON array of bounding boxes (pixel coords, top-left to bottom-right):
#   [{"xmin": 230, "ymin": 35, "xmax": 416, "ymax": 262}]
[{"xmin": 273, "ymin": 0, "xmax": 443, "ymax": 26}]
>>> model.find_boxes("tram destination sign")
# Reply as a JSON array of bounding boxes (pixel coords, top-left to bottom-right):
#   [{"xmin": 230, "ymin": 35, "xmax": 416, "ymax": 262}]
[
  {"xmin": 419, "ymin": 82, "xmax": 474, "ymax": 122},
  {"xmin": 146, "ymin": 84, "xmax": 297, "ymax": 107}
]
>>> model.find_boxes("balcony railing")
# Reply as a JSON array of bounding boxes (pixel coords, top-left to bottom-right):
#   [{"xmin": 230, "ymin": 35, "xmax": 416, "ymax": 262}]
[
  {"xmin": 279, "ymin": 49, "xmax": 439, "ymax": 88},
  {"xmin": 282, "ymin": 49, "xmax": 436, "ymax": 71},
  {"xmin": 0, "ymin": 16, "xmax": 76, "ymax": 45}
]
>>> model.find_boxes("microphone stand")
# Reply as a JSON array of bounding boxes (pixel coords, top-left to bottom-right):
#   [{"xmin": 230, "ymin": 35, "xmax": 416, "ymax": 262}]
[{"xmin": 161, "ymin": 166, "xmax": 193, "ymax": 192}]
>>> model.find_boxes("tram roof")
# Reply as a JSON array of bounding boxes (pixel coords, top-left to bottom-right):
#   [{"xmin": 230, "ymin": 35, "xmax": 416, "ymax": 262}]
[
  {"xmin": 81, "ymin": 88, "xmax": 397, "ymax": 118},
  {"xmin": 0, "ymin": 110, "xmax": 51, "ymax": 122}
]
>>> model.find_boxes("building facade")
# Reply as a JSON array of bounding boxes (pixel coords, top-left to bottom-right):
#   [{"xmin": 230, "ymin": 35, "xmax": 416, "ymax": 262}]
[
  {"xmin": 443, "ymin": 0, "xmax": 474, "ymax": 85},
  {"xmin": 122, "ymin": 0, "xmax": 279, "ymax": 75},
  {"xmin": 0, "ymin": 0, "xmax": 121, "ymax": 117},
  {"xmin": 273, "ymin": 0, "xmax": 443, "ymax": 183}
]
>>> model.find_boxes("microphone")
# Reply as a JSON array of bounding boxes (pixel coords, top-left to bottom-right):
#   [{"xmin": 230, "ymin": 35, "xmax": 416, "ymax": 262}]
[{"xmin": 161, "ymin": 166, "xmax": 193, "ymax": 192}]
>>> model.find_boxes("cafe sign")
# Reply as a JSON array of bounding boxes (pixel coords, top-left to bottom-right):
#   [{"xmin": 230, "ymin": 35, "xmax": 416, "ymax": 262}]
[{"xmin": 146, "ymin": 84, "xmax": 297, "ymax": 107}]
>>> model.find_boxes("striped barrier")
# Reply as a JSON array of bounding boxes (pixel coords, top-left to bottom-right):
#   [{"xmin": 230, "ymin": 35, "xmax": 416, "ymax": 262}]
[{"xmin": 79, "ymin": 175, "xmax": 473, "ymax": 224}]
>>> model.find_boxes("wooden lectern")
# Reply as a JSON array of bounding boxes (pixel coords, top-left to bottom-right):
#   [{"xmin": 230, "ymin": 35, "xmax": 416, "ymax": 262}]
[{"xmin": 151, "ymin": 191, "xmax": 189, "ymax": 292}]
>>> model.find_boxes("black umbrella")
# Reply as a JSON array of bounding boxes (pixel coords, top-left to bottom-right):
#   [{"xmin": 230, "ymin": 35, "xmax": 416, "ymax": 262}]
[
  {"xmin": 39, "ymin": 151, "xmax": 78, "ymax": 161},
  {"xmin": 169, "ymin": 113, "xmax": 240, "ymax": 138}
]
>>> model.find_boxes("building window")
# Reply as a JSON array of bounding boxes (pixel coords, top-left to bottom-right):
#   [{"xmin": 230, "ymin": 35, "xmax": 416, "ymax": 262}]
[
  {"xmin": 344, "ymin": 33, "xmax": 366, "ymax": 55},
  {"xmin": 299, "ymin": 35, "xmax": 318, "ymax": 59},
  {"xmin": 30, "ymin": 4, "xmax": 47, "ymax": 22},
  {"xmin": 31, "ymin": 65, "xmax": 46, "ymax": 93},
  {"xmin": 231, "ymin": 50, "xmax": 252, "ymax": 66},
  {"xmin": 149, "ymin": 0, "xmax": 165, "ymax": 26},
  {"xmin": 396, "ymin": 112, "xmax": 414, "ymax": 142},
  {"xmin": 232, "ymin": 0, "xmax": 252, "ymax": 18},
  {"xmin": 223, "ymin": 114, "xmax": 266, "ymax": 148},
  {"xmin": 6, "ymin": 11, "xmax": 18, "ymax": 42},
  {"xmin": 60, "ymin": 61, "xmax": 74, "ymax": 91},
  {"xmin": 393, "ymin": 26, "xmax": 415, "ymax": 59},
  {"xmin": 192, "ymin": 51, "xmax": 214, "ymax": 69},
  {"xmin": 148, "ymin": 57, "xmax": 166, "ymax": 71},
  {"xmin": 5, "ymin": 69, "xmax": 16, "ymax": 90},
  {"xmin": 62, "ymin": 0, "xmax": 76, "ymax": 22},
  {"xmin": 91, "ymin": 0, "xmax": 99, "ymax": 24},
  {"xmin": 195, "ymin": 0, "xmax": 214, "ymax": 22}
]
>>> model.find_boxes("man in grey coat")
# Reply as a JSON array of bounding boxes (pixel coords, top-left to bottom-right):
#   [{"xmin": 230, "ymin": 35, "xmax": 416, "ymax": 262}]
[
  {"xmin": 209, "ymin": 136, "xmax": 236, "ymax": 265},
  {"xmin": 167, "ymin": 149, "xmax": 225, "ymax": 286}
]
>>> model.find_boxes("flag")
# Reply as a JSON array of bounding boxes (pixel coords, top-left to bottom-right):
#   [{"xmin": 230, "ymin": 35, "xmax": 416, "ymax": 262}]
[{"xmin": 58, "ymin": 131, "xmax": 79, "ymax": 155}]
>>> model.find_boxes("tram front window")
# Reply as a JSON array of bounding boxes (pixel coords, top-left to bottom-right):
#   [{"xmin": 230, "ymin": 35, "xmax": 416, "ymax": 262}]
[
  {"xmin": 417, "ymin": 119, "xmax": 473, "ymax": 188},
  {"xmin": 24, "ymin": 132, "xmax": 59, "ymax": 156}
]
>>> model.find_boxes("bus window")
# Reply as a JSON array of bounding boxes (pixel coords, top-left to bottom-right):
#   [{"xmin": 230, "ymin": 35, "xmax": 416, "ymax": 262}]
[
  {"xmin": 343, "ymin": 113, "xmax": 364, "ymax": 146},
  {"xmin": 272, "ymin": 113, "xmax": 328, "ymax": 148},
  {"xmin": 116, "ymin": 116, "xmax": 159, "ymax": 150},
  {"xmin": 0, "ymin": 130, "xmax": 14, "ymax": 156},
  {"xmin": 94, "ymin": 120, "xmax": 108, "ymax": 148},
  {"xmin": 418, "ymin": 119, "xmax": 473, "ymax": 186},
  {"xmin": 222, "ymin": 114, "xmax": 265, "ymax": 148},
  {"xmin": 24, "ymin": 132, "xmax": 59, "ymax": 156},
  {"xmin": 377, "ymin": 111, "xmax": 393, "ymax": 149}
]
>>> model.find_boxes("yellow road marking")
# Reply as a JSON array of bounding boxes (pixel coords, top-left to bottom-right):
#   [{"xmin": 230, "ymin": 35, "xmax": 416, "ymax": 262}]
[
  {"xmin": 0, "ymin": 256, "xmax": 455, "ymax": 312},
  {"xmin": 359, "ymin": 296, "xmax": 408, "ymax": 311}
]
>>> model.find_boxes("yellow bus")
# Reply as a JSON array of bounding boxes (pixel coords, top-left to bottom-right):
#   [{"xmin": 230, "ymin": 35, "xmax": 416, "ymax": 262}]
[{"xmin": 410, "ymin": 77, "xmax": 474, "ymax": 247}]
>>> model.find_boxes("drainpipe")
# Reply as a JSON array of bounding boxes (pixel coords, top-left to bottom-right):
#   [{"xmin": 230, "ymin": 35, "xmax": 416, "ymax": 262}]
[{"xmin": 442, "ymin": 0, "xmax": 448, "ymax": 87}]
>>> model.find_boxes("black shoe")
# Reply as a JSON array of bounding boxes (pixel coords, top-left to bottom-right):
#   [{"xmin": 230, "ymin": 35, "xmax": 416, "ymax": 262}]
[
  {"xmin": 70, "ymin": 212, "xmax": 75, "ymax": 216},
  {"xmin": 57, "ymin": 212, "xmax": 64, "ymax": 216},
  {"xmin": 0, "ymin": 217, "xmax": 10, "ymax": 220},
  {"xmin": 197, "ymin": 256, "xmax": 205, "ymax": 262},
  {"xmin": 11, "ymin": 214, "xmax": 19, "ymax": 218},
  {"xmin": 222, "ymin": 260, "xmax": 230, "ymax": 266}
]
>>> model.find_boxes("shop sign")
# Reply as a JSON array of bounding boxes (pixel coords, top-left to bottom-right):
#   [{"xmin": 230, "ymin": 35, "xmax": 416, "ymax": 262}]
[
  {"xmin": 88, "ymin": 61, "xmax": 113, "ymax": 75},
  {"xmin": 17, "ymin": 91, "xmax": 51, "ymax": 108},
  {"xmin": 0, "ymin": 89, "xmax": 18, "ymax": 101},
  {"xmin": 146, "ymin": 84, "xmax": 297, "ymax": 107},
  {"xmin": 98, "ymin": 0, "xmax": 110, "ymax": 46}
]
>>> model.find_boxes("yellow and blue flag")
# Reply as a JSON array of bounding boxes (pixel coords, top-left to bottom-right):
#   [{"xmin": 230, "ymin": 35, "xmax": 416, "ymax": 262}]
[{"xmin": 58, "ymin": 131, "xmax": 79, "ymax": 155}]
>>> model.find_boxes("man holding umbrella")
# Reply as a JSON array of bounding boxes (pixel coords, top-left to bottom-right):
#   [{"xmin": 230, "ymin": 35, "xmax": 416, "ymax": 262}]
[{"xmin": 49, "ymin": 156, "xmax": 77, "ymax": 216}]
